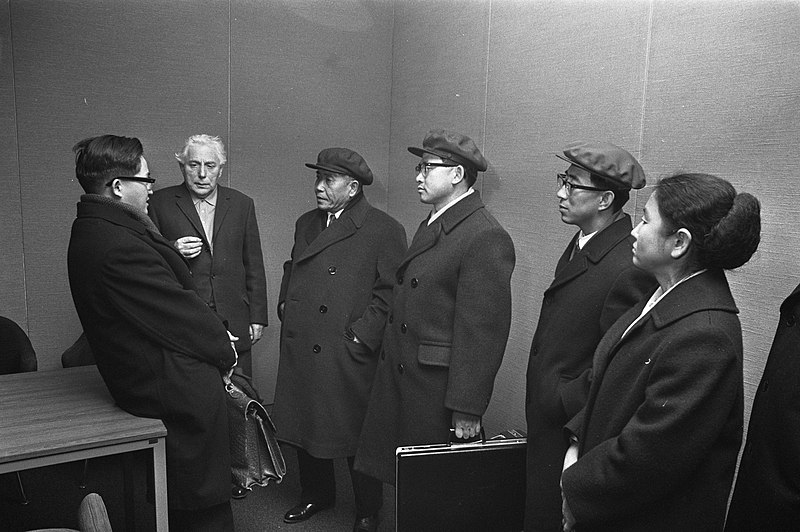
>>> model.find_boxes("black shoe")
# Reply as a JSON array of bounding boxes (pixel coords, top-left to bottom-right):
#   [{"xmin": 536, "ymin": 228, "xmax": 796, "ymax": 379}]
[
  {"xmin": 353, "ymin": 514, "xmax": 379, "ymax": 532},
  {"xmin": 231, "ymin": 485, "xmax": 248, "ymax": 499},
  {"xmin": 283, "ymin": 501, "xmax": 334, "ymax": 523}
]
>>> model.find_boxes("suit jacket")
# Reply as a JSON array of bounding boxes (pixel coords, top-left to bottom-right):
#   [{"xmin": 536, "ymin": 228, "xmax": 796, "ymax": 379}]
[
  {"xmin": 149, "ymin": 184, "xmax": 268, "ymax": 356},
  {"xmin": 68, "ymin": 196, "xmax": 235, "ymax": 510},
  {"xmin": 525, "ymin": 214, "xmax": 655, "ymax": 531},
  {"xmin": 562, "ymin": 270, "xmax": 743, "ymax": 531},
  {"xmin": 726, "ymin": 282, "xmax": 800, "ymax": 531},
  {"xmin": 271, "ymin": 194, "xmax": 407, "ymax": 458},
  {"xmin": 355, "ymin": 191, "xmax": 516, "ymax": 484}
]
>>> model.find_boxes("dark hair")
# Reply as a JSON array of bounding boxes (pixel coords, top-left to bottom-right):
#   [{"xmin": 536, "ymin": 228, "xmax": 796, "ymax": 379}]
[
  {"xmin": 73, "ymin": 135, "xmax": 143, "ymax": 193},
  {"xmin": 654, "ymin": 173, "xmax": 761, "ymax": 270},
  {"xmin": 462, "ymin": 165, "xmax": 478, "ymax": 187},
  {"xmin": 588, "ymin": 173, "xmax": 629, "ymax": 212}
]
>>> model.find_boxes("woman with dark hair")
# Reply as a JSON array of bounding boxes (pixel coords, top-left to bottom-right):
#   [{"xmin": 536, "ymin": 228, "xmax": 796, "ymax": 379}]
[{"xmin": 560, "ymin": 173, "xmax": 761, "ymax": 531}]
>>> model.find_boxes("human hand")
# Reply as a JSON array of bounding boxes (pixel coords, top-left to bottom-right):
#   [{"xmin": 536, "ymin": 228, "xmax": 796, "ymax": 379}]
[
  {"xmin": 250, "ymin": 323, "xmax": 264, "ymax": 344},
  {"xmin": 174, "ymin": 236, "xmax": 203, "ymax": 259},
  {"xmin": 451, "ymin": 411, "xmax": 481, "ymax": 440}
]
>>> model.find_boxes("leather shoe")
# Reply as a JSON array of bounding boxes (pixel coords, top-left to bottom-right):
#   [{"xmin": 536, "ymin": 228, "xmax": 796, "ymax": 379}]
[
  {"xmin": 283, "ymin": 501, "xmax": 333, "ymax": 523},
  {"xmin": 231, "ymin": 485, "xmax": 248, "ymax": 499},
  {"xmin": 353, "ymin": 514, "xmax": 379, "ymax": 532}
]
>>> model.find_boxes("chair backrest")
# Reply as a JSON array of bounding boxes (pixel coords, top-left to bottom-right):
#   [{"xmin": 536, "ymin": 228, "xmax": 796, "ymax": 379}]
[
  {"xmin": 0, "ymin": 316, "xmax": 37, "ymax": 375},
  {"xmin": 25, "ymin": 492, "xmax": 112, "ymax": 532}
]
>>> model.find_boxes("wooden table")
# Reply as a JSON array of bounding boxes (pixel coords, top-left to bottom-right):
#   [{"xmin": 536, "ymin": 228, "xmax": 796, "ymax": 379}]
[{"xmin": 0, "ymin": 366, "xmax": 168, "ymax": 531}]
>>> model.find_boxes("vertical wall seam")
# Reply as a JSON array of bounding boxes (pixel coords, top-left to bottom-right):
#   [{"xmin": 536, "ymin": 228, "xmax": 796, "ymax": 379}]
[
  {"xmin": 386, "ymin": 0, "xmax": 396, "ymax": 212},
  {"xmin": 227, "ymin": 0, "xmax": 232, "ymax": 186},
  {"xmin": 635, "ymin": 0, "xmax": 655, "ymax": 212},
  {"xmin": 480, "ymin": 0, "xmax": 493, "ymax": 197},
  {"xmin": 9, "ymin": 2, "xmax": 29, "ymax": 335}
]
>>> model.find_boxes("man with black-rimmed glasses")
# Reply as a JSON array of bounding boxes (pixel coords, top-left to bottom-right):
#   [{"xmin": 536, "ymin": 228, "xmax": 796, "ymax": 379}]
[{"xmin": 525, "ymin": 141, "xmax": 656, "ymax": 532}]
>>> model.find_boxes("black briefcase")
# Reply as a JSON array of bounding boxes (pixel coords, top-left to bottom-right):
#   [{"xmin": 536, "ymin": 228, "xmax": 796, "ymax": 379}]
[{"xmin": 395, "ymin": 429, "xmax": 526, "ymax": 532}]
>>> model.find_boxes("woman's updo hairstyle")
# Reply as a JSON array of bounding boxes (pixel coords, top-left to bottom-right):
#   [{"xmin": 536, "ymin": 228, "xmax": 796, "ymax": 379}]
[{"xmin": 655, "ymin": 173, "xmax": 761, "ymax": 270}]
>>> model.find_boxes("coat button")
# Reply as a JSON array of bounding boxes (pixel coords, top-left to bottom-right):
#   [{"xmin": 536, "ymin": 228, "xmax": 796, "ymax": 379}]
[
  {"xmin": 312, "ymin": 344, "xmax": 321, "ymax": 353},
  {"xmin": 328, "ymin": 266, "xmax": 337, "ymax": 275},
  {"xmin": 319, "ymin": 305, "xmax": 328, "ymax": 313},
  {"xmin": 388, "ymin": 314, "xmax": 393, "ymax": 324},
  {"xmin": 411, "ymin": 278, "xmax": 418, "ymax": 288},
  {"xmin": 786, "ymin": 314, "xmax": 796, "ymax": 327},
  {"xmin": 397, "ymin": 276, "xmax": 404, "ymax": 285},
  {"xmin": 400, "ymin": 323, "xmax": 407, "ymax": 334},
  {"xmin": 398, "ymin": 363, "xmax": 405, "ymax": 374},
  {"xmin": 381, "ymin": 351, "xmax": 386, "ymax": 360}
]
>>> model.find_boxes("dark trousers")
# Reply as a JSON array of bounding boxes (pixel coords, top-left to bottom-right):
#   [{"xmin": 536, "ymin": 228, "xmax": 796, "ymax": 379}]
[{"xmin": 296, "ymin": 447, "xmax": 383, "ymax": 517}]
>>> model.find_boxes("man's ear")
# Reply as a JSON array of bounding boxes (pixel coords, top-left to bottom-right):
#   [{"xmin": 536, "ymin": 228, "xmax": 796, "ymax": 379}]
[
  {"xmin": 671, "ymin": 228, "xmax": 692, "ymax": 260},
  {"xmin": 597, "ymin": 190, "xmax": 615, "ymax": 212},
  {"xmin": 451, "ymin": 165, "xmax": 465, "ymax": 185},
  {"xmin": 108, "ymin": 178, "xmax": 124, "ymax": 200},
  {"xmin": 348, "ymin": 179, "xmax": 360, "ymax": 197}
]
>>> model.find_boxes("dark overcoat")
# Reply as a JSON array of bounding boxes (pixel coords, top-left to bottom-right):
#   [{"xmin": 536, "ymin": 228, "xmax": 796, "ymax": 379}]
[
  {"xmin": 68, "ymin": 196, "xmax": 236, "ymax": 511},
  {"xmin": 725, "ymin": 282, "xmax": 800, "ymax": 531},
  {"xmin": 149, "ymin": 184, "xmax": 268, "ymax": 362},
  {"xmin": 355, "ymin": 192, "xmax": 516, "ymax": 484},
  {"xmin": 272, "ymin": 194, "xmax": 407, "ymax": 458},
  {"xmin": 525, "ymin": 214, "xmax": 655, "ymax": 531},
  {"xmin": 562, "ymin": 270, "xmax": 743, "ymax": 531}
]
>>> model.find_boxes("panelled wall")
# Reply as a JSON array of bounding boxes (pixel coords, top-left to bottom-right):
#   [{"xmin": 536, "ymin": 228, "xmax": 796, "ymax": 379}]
[{"xmin": 3, "ymin": 0, "xmax": 799, "ymax": 435}]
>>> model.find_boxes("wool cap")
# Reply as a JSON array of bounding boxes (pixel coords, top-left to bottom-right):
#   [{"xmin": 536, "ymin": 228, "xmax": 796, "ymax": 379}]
[
  {"xmin": 306, "ymin": 147, "xmax": 374, "ymax": 185},
  {"xmin": 556, "ymin": 141, "xmax": 645, "ymax": 190},
  {"xmin": 408, "ymin": 129, "xmax": 488, "ymax": 172}
]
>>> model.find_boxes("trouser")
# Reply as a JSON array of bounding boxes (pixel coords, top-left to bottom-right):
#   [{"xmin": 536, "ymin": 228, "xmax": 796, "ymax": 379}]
[{"xmin": 296, "ymin": 447, "xmax": 383, "ymax": 517}]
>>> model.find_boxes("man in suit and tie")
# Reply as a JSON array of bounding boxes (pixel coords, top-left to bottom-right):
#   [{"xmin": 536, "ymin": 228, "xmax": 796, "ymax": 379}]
[
  {"xmin": 149, "ymin": 134, "xmax": 268, "ymax": 382},
  {"xmin": 272, "ymin": 148, "xmax": 406, "ymax": 532},
  {"xmin": 524, "ymin": 141, "xmax": 656, "ymax": 531},
  {"xmin": 355, "ymin": 129, "xmax": 516, "ymax": 487}
]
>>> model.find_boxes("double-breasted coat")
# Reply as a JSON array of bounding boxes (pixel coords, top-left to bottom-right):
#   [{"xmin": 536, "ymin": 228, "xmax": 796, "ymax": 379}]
[
  {"xmin": 355, "ymin": 191, "xmax": 516, "ymax": 484},
  {"xmin": 562, "ymin": 270, "xmax": 744, "ymax": 531},
  {"xmin": 725, "ymin": 282, "xmax": 800, "ymax": 531},
  {"xmin": 68, "ymin": 196, "xmax": 235, "ymax": 511},
  {"xmin": 525, "ymin": 214, "xmax": 655, "ymax": 530},
  {"xmin": 148, "ymin": 184, "xmax": 268, "ymax": 363},
  {"xmin": 272, "ymin": 194, "xmax": 407, "ymax": 458}
]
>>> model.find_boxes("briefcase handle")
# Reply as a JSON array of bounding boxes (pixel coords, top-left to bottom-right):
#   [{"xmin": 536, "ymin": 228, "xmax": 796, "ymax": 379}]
[{"xmin": 448, "ymin": 427, "xmax": 486, "ymax": 445}]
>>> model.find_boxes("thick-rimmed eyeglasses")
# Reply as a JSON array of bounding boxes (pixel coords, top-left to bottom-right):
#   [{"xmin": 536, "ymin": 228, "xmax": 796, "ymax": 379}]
[
  {"xmin": 557, "ymin": 173, "xmax": 606, "ymax": 195},
  {"xmin": 415, "ymin": 162, "xmax": 456, "ymax": 177},
  {"xmin": 105, "ymin": 176, "xmax": 156, "ymax": 187}
]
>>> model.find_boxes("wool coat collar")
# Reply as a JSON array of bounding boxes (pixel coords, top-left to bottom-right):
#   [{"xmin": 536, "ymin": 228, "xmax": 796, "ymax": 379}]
[{"xmin": 296, "ymin": 193, "xmax": 370, "ymax": 263}]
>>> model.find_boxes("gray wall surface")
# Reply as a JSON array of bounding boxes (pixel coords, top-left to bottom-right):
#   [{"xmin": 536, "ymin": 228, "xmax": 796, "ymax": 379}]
[{"xmin": 3, "ymin": 0, "xmax": 799, "ymax": 438}]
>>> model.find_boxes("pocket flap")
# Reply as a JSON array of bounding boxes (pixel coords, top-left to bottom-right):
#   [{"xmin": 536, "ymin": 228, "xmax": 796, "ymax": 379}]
[{"xmin": 417, "ymin": 344, "xmax": 452, "ymax": 367}]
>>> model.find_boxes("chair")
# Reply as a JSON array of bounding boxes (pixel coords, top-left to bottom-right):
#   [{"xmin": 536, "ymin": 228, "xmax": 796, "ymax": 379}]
[
  {"xmin": 0, "ymin": 315, "xmax": 38, "ymax": 505},
  {"xmin": 26, "ymin": 492, "xmax": 113, "ymax": 532}
]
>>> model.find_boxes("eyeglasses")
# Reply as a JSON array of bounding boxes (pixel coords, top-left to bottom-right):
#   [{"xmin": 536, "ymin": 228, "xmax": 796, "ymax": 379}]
[
  {"xmin": 105, "ymin": 176, "xmax": 156, "ymax": 187},
  {"xmin": 557, "ymin": 173, "xmax": 607, "ymax": 195},
  {"xmin": 415, "ymin": 162, "xmax": 456, "ymax": 177}
]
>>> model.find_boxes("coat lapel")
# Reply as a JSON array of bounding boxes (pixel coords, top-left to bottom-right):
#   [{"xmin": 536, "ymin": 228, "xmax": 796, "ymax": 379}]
[
  {"xmin": 211, "ymin": 186, "xmax": 231, "ymax": 241},
  {"xmin": 295, "ymin": 195, "xmax": 370, "ymax": 263},
  {"xmin": 173, "ymin": 188, "xmax": 210, "ymax": 246}
]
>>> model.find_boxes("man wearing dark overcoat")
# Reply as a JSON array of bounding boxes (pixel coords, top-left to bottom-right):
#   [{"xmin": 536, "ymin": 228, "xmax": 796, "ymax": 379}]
[
  {"xmin": 726, "ymin": 282, "xmax": 800, "ymax": 531},
  {"xmin": 67, "ymin": 135, "xmax": 237, "ymax": 531},
  {"xmin": 272, "ymin": 148, "xmax": 407, "ymax": 532},
  {"xmin": 149, "ymin": 134, "xmax": 268, "ymax": 381},
  {"xmin": 525, "ymin": 141, "xmax": 656, "ymax": 531},
  {"xmin": 355, "ymin": 129, "xmax": 516, "ymax": 486}
]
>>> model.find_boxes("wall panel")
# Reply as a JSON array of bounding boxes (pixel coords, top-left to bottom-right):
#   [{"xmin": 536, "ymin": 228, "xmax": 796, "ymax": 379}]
[
  {"xmin": 481, "ymin": 0, "xmax": 653, "ymax": 431},
  {"xmin": 11, "ymin": 0, "xmax": 230, "ymax": 368},
  {"xmin": 642, "ymin": 0, "xmax": 800, "ymax": 425},
  {"xmin": 0, "ymin": 0, "xmax": 27, "ymax": 332},
  {"xmin": 230, "ymin": 0, "xmax": 394, "ymax": 400}
]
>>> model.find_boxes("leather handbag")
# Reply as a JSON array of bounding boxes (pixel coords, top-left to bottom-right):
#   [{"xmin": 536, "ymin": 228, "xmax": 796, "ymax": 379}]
[{"xmin": 224, "ymin": 372, "xmax": 286, "ymax": 492}]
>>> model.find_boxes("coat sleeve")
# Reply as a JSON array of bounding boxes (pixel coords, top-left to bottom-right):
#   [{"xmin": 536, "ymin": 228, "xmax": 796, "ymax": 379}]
[
  {"xmin": 444, "ymin": 225, "xmax": 516, "ymax": 416},
  {"xmin": 241, "ymin": 197, "xmax": 268, "ymax": 326},
  {"xmin": 561, "ymin": 322, "xmax": 741, "ymax": 525},
  {"xmin": 349, "ymin": 219, "xmax": 408, "ymax": 351},
  {"xmin": 100, "ymin": 239, "xmax": 236, "ymax": 369}
]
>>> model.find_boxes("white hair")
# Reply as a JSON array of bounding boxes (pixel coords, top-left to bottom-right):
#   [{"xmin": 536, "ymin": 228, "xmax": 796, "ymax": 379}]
[{"xmin": 175, "ymin": 134, "xmax": 227, "ymax": 165}]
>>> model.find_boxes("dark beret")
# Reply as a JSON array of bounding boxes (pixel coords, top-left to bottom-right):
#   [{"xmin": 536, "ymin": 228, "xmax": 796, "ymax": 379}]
[
  {"xmin": 408, "ymin": 129, "xmax": 488, "ymax": 172},
  {"xmin": 556, "ymin": 141, "xmax": 645, "ymax": 190},
  {"xmin": 305, "ymin": 147, "xmax": 374, "ymax": 185}
]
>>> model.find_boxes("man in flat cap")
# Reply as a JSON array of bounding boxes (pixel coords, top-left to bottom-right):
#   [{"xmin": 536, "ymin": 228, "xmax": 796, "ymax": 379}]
[
  {"xmin": 355, "ymin": 129, "xmax": 516, "ymax": 486},
  {"xmin": 149, "ymin": 134, "xmax": 268, "ymax": 383},
  {"xmin": 525, "ymin": 141, "xmax": 656, "ymax": 532},
  {"xmin": 272, "ymin": 148, "xmax": 407, "ymax": 532}
]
